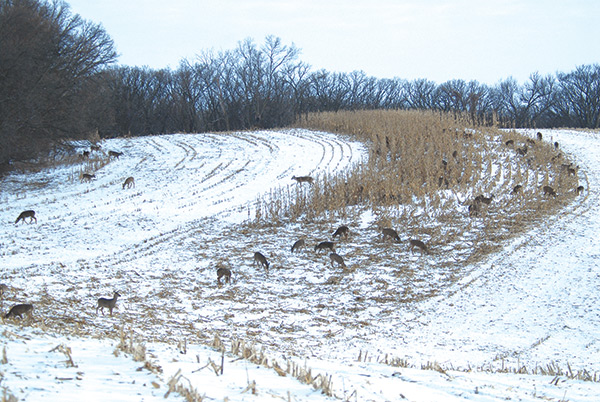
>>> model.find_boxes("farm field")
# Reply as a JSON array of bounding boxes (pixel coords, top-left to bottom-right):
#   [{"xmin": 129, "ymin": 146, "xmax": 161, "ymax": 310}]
[{"xmin": 1, "ymin": 128, "xmax": 599, "ymax": 401}]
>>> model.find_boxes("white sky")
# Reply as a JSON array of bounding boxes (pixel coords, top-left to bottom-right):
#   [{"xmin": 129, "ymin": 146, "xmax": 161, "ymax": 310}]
[{"xmin": 66, "ymin": 0, "xmax": 599, "ymax": 85}]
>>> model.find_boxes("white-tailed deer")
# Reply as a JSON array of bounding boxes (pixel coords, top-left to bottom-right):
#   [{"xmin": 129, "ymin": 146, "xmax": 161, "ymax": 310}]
[
  {"xmin": 315, "ymin": 241, "xmax": 335, "ymax": 253},
  {"xmin": 5, "ymin": 303, "xmax": 33, "ymax": 319},
  {"xmin": 332, "ymin": 225, "xmax": 349, "ymax": 239},
  {"xmin": 537, "ymin": 132, "xmax": 543, "ymax": 141},
  {"xmin": 409, "ymin": 239, "xmax": 429, "ymax": 254},
  {"xmin": 542, "ymin": 185, "xmax": 557, "ymax": 197},
  {"xmin": 81, "ymin": 173, "xmax": 95, "ymax": 182},
  {"xmin": 512, "ymin": 184, "xmax": 523, "ymax": 195},
  {"xmin": 0, "ymin": 284, "xmax": 8, "ymax": 298},
  {"xmin": 329, "ymin": 252, "xmax": 346, "ymax": 269},
  {"xmin": 292, "ymin": 175, "xmax": 314, "ymax": 184},
  {"xmin": 474, "ymin": 194, "xmax": 494, "ymax": 205},
  {"xmin": 505, "ymin": 139, "xmax": 514, "ymax": 146},
  {"xmin": 253, "ymin": 252, "xmax": 269, "ymax": 271},
  {"xmin": 468, "ymin": 202, "xmax": 481, "ymax": 217},
  {"xmin": 122, "ymin": 176, "xmax": 135, "ymax": 189},
  {"xmin": 381, "ymin": 228, "xmax": 400, "ymax": 242},
  {"xmin": 90, "ymin": 144, "xmax": 101, "ymax": 152},
  {"xmin": 217, "ymin": 267, "xmax": 231, "ymax": 285},
  {"xmin": 108, "ymin": 150, "xmax": 123, "ymax": 159},
  {"xmin": 291, "ymin": 238, "xmax": 306, "ymax": 253},
  {"xmin": 576, "ymin": 185, "xmax": 585, "ymax": 195},
  {"xmin": 96, "ymin": 291, "xmax": 121, "ymax": 316},
  {"xmin": 15, "ymin": 210, "xmax": 37, "ymax": 224}
]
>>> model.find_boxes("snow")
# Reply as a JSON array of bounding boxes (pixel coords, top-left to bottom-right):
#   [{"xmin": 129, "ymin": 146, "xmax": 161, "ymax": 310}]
[{"xmin": 1, "ymin": 128, "xmax": 599, "ymax": 401}]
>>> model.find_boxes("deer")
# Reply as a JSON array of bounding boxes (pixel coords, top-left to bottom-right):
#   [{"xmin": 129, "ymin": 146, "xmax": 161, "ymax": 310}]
[
  {"xmin": 537, "ymin": 132, "xmax": 543, "ymax": 141},
  {"xmin": 468, "ymin": 201, "xmax": 481, "ymax": 217},
  {"xmin": 108, "ymin": 150, "xmax": 123, "ymax": 159},
  {"xmin": 511, "ymin": 184, "xmax": 523, "ymax": 195},
  {"xmin": 96, "ymin": 291, "xmax": 121, "ymax": 316},
  {"xmin": 315, "ymin": 241, "xmax": 335, "ymax": 253},
  {"xmin": 81, "ymin": 173, "xmax": 95, "ymax": 182},
  {"xmin": 0, "ymin": 284, "xmax": 8, "ymax": 298},
  {"xmin": 15, "ymin": 210, "xmax": 37, "ymax": 224},
  {"xmin": 409, "ymin": 239, "xmax": 429, "ymax": 254},
  {"xmin": 381, "ymin": 228, "xmax": 400, "ymax": 242},
  {"xmin": 292, "ymin": 175, "xmax": 314, "ymax": 184},
  {"xmin": 474, "ymin": 194, "xmax": 494, "ymax": 205},
  {"xmin": 332, "ymin": 225, "xmax": 349, "ymax": 239},
  {"xmin": 253, "ymin": 252, "xmax": 269, "ymax": 271},
  {"xmin": 291, "ymin": 238, "xmax": 306, "ymax": 253},
  {"xmin": 576, "ymin": 185, "xmax": 584, "ymax": 195},
  {"xmin": 81, "ymin": 150, "xmax": 90, "ymax": 159},
  {"xmin": 122, "ymin": 176, "xmax": 135, "ymax": 189},
  {"xmin": 516, "ymin": 146, "xmax": 528, "ymax": 156},
  {"xmin": 217, "ymin": 267, "xmax": 231, "ymax": 285},
  {"xmin": 505, "ymin": 139, "xmax": 514, "ymax": 146},
  {"xmin": 329, "ymin": 252, "xmax": 346, "ymax": 269},
  {"xmin": 5, "ymin": 303, "xmax": 33, "ymax": 319},
  {"xmin": 542, "ymin": 185, "xmax": 557, "ymax": 197},
  {"xmin": 90, "ymin": 144, "xmax": 102, "ymax": 152}
]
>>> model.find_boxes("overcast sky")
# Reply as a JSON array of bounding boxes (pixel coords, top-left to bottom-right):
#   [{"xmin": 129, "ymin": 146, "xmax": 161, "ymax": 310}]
[{"xmin": 66, "ymin": 0, "xmax": 599, "ymax": 85}]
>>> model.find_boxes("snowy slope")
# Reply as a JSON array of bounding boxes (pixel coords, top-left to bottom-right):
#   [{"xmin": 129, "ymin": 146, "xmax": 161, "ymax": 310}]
[{"xmin": 1, "ymin": 128, "xmax": 599, "ymax": 401}]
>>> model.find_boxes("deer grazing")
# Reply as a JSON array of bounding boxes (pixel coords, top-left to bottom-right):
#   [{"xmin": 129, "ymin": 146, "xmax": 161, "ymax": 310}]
[
  {"xmin": 329, "ymin": 252, "xmax": 346, "ymax": 269},
  {"xmin": 474, "ymin": 194, "xmax": 494, "ymax": 205},
  {"xmin": 291, "ymin": 238, "xmax": 306, "ymax": 253},
  {"xmin": 81, "ymin": 173, "xmax": 95, "ymax": 182},
  {"xmin": 381, "ymin": 228, "xmax": 400, "ymax": 242},
  {"xmin": 96, "ymin": 291, "xmax": 121, "ymax": 316},
  {"xmin": 542, "ymin": 185, "xmax": 557, "ymax": 197},
  {"xmin": 122, "ymin": 176, "xmax": 135, "ymax": 189},
  {"xmin": 409, "ymin": 239, "xmax": 429, "ymax": 254},
  {"xmin": 315, "ymin": 241, "xmax": 335, "ymax": 253},
  {"xmin": 332, "ymin": 225, "xmax": 349, "ymax": 239},
  {"xmin": 5, "ymin": 303, "xmax": 33, "ymax": 319},
  {"xmin": 15, "ymin": 210, "xmax": 37, "ymax": 224},
  {"xmin": 253, "ymin": 252, "xmax": 270, "ymax": 271},
  {"xmin": 217, "ymin": 267, "xmax": 231, "ymax": 285},
  {"xmin": 292, "ymin": 175, "xmax": 314, "ymax": 184},
  {"xmin": 108, "ymin": 150, "xmax": 123, "ymax": 159}
]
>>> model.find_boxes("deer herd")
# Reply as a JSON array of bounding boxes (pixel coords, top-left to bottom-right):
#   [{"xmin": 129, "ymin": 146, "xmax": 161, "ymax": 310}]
[{"xmin": 4, "ymin": 131, "xmax": 586, "ymax": 320}]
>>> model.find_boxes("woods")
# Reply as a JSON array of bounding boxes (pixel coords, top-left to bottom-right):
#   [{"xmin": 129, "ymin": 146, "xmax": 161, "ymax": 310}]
[{"xmin": 1, "ymin": 0, "xmax": 599, "ymax": 168}]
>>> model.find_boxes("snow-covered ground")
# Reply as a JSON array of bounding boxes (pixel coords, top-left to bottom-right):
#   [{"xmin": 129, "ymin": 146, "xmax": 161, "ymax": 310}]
[{"xmin": 1, "ymin": 128, "xmax": 599, "ymax": 401}]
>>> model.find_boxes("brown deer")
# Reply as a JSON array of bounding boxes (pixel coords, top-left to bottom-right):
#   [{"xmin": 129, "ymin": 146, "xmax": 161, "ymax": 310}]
[
  {"xmin": 468, "ymin": 202, "xmax": 481, "ymax": 217},
  {"xmin": 332, "ymin": 225, "xmax": 349, "ymax": 239},
  {"xmin": 5, "ymin": 303, "xmax": 33, "ymax": 319},
  {"xmin": 512, "ymin": 184, "xmax": 523, "ymax": 195},
  {"xmin": 409, "ymin": 239, "xmax": 429, "ymax": 254},
  {"xmin": 381, "ymin": 228, "xmax": 400, "ymax": 242},
  {"xmin": 291, "ymin": 238, "xmax": 306, "ymax": 253},
  {"xmin": 292, "ymin": 175, "xmax": 314, "ymax": 184},
  {"xmin": 122, "ymin": 176, "xmax": 135, "ymax": 189},
  {"xmin": 90, "ymin": 144, "xmax": 102, "ymax": 152},
  {"xmin": 81, "ymin": 173, "xmax": 96, "ymax": 182},
  {"xmin": 0, "ymin": 284, "xmax": 8, "ymax": 298},
  {"xmin": 516, "ymin": 146, "xmax": 528, "ymax": 156},
  {"xmin": 536, "ymin": 132, "xmax": 543, "ymax": 141},
  {"xmin": 96, "ymin": 291, "xmax": 121, "ymax": 316},
  {"xmin": 329, "ymin": 252, "xmax": 346, "ymax": 269},
  {"xmin": 217, "ymin": 267, "xmax": 231, "ymax": 285},
  {"xmin": 505, "ymin": 139, "xmax": 514, "ymax": 146},
  {"xmin": 108, "ymin": 150, "xmax": 123, "ymax": 159},
  {"xmin": 253, "ymin": 252, "xmax": 269, "ymax": 271},
  {"xmin": 474, "ymin": 194, "xmax": 494, "ymax": 205},
  {"xmin": 315, "ymin": 241, "xmax": 335, "ymax": 253},
  {"xmin": 542, "ymin": 185, "xmax": 557, "ymax": 197},
  {"xmin": 81, "ymin": 150, "xmax": 90, "ymax": 159},
  {"xmin": 15, "ymin": 210, "xmax": 37, "ymax": 224},
  {"xmin": 576, "ymin": 185, "xmax": 585, "ymax": 195}
]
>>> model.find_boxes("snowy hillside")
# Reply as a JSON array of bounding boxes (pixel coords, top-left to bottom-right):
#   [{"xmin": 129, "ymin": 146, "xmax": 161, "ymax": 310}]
[{"xmin": 1, "ymin": 128, "xmax": 599, "ymax": 401}]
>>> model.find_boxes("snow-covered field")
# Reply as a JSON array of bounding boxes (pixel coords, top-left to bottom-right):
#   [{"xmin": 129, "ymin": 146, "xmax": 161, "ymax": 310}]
[{"xmin": 1, "ymin": 128, "xmax": 599, "ymax": 401}]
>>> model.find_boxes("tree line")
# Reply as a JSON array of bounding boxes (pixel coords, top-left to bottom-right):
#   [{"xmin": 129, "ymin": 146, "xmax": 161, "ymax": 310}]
[{"xmin": 1, "ymin": 0, "xmax": 599, "ymax": 168}]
